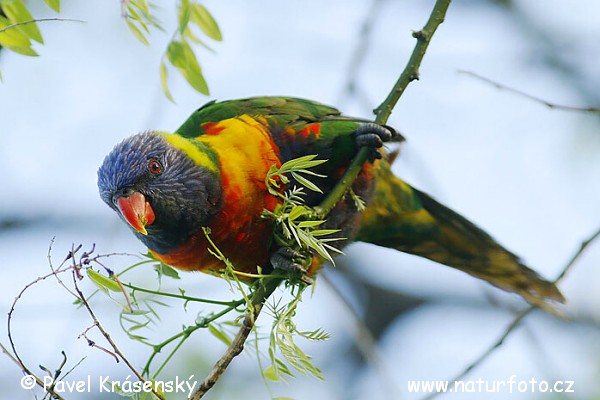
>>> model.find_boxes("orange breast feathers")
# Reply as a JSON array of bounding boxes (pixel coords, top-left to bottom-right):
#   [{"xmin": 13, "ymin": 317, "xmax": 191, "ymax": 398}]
[{"xmin": 154, "ymin": 115, "xmax": 283, "ymax": 275}]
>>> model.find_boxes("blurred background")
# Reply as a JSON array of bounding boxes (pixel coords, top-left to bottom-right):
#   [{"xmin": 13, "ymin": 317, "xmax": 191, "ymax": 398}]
[{"xmin": 1, "ymin": 0, "xmax": 599, "ymax": 399}]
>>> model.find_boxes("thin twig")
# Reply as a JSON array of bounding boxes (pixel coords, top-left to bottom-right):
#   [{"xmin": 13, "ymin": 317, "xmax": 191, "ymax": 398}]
[
  {"xmin": 459, "ymin": 70, "xmax": 600, "ymax": 114},
  {"xmin": 315, "ymin": 0, "xmax": 452, "ymax": 217},
  {"xmin": 6, "ymin": 256, "xmax": 73, "ymax": 399},
  {"xmin": 122, "ymin": 281, "xmax": 241, "ymax": 306},
  {"xmin": 0, "ymin": 18, "xmax": 84, "ymax": 34},
  {"xmin": 421, "ymin": 224, "xmax": 600, "ymax": 400},
  {"xmin": 121, "ymin": 0, "xmax": 131, "ymax": 17},
  {"xmin": 68, "ymin": 245, "xmax": 165, "ymax": 400},
  {"xmin": 143, "ymin": 298, "xmax": 246, "ymax": 377},
  {"xmin": 5, "ymin": 240, "xmax": 83, "ymax": 399},
  {"xmin": 337, "ymin": 0, "xmax": 386, "ymax": 110},
  {"xmin": 554, "ymin": 226, "xmax": 600, "ymax": 282},
  {"xmin": 0, "ymin": 341, "xmax": 67, "ymax": 400}
]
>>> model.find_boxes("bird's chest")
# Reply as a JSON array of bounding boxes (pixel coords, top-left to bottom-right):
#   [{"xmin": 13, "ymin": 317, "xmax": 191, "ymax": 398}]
[
  {"xmin": 151, "ymin": 167, "xmax": 281, "ymax": 274},
  {"xmin": 150, "ymin": 209, "xmax": 276, "ymax": 275}
]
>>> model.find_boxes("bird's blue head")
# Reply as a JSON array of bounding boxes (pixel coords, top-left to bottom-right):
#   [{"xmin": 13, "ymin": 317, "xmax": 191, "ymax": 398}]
[{"xmin": 98, "ymin": 131, "xmax": 222, "ymax": 253}]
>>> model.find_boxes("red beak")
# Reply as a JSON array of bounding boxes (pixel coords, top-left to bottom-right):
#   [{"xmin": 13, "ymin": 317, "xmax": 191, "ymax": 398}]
[{"xmin": 116, "ymin": 192, "xmax": 155, "ymax": 235}]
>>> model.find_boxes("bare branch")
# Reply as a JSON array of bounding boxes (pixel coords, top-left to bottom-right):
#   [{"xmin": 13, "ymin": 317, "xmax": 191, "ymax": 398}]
[
  {"xmin": 554, "ymin": 226, "xmax": 600, "ymax": 282},
  {"xmin": 188, "ymin": 278, "xmax": 282, "ymax": 399},
  {"xmin": 459, "ymin": 70, "xmax": 600, "ymax": 114},
  {"xmin": 5, "ymin": 241, "xmax": 77, "ymax": 399},
  {"xmin": 68, "ymin": 244, "xmax": 166, "ymax": 400},
  {"xmin": 421, "ymin": 223, "xmax": 600, "ymax": 400},
  {"xmin": 0, "ymin": 18, "xmax": 84, "ymax": 34},
  {"xmin": 316, "ymin": 0, "xmax": 452, "ymax": 217},
  {"xmin": 338, "ymin": 0, "xmax": 386, "ymax": 110}
]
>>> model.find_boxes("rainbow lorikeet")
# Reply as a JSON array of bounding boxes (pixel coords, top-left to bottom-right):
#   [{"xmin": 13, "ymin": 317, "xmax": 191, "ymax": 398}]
[{"xmin": 97, "ymin": 96, "xmax": 564, "ymax": 309}]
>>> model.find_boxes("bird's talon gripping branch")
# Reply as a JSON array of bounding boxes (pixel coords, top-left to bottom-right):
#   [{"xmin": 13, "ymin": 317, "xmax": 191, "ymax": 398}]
[
  {"xmin": 354, "ymin": 123, "xmax": 399, "ymax": 162},
  {"xmin": 270, "ymin": 247, "xmax": 313, "ymax": 285}
]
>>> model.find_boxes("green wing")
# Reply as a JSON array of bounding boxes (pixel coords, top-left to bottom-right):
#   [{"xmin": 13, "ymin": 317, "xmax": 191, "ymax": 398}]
[
  {"xmin": 175, "ymin": 96, "xmax": 385, "ymax": 186},
  {"xmin": 176, "ymin": 96, "xmax": 345, "ymax": 138},
  {"xmin": 175, "ymin": 96, "xmax": 399, "ymax": 207}
]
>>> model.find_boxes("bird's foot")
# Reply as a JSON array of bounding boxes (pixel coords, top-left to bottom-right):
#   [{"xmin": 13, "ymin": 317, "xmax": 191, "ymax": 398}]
[
  {"xmin": 270, "ymin": 247, "xmax": 313, "ymax": 285},
  {"xmin": 354, "ymin": 123, "xmax": 399, "ymax": 162}
]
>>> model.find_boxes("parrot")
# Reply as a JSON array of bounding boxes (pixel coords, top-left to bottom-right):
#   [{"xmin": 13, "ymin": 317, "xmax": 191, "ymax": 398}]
[{"xmin": 97, "ymin": 96, "xmax": 564, "ymax": 310}]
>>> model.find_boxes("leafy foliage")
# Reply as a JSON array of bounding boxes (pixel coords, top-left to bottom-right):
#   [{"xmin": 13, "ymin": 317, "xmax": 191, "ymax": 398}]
[
  {"xmin": 263, "ymin": 155, "xmax": 345, "ymax": 265},
  {"xmin": 124, "ymin": 0, "xmax": 222, "ymax": 100},
  {"xmin": 123, "ymin": 0, "xmax": 161, "ymax": 46},
  {"xmin": 0, "ymin": 0, "xmax": 54, "ymax": 59},
  {"xmin": 0, "ymin": 0, "xmax": 222, "ymax": 98},
  {"xmin": 86, "ymin": 252, "xmax": 331, "ymax": 391},
  {"xmin": 265, "ymin": 288, "xmax": 330, "ymax": 382}
]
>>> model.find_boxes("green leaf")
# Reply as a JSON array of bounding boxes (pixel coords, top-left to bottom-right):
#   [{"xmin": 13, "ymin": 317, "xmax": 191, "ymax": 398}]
[
  {"xmin": 274, "ymin": 357, "xmax": 295, "ymax": 378},
  {"xmin": 43, "ymin": 0, "xmax": 60, "ymax": 12},
  {"xmin": 130, "ymin": 0, "xmax": 150, "ymax": 16},
  {"xmin": 128, "ymin": 321, "xmax": 150, "ymax": 331},
  {"xmin": 87, "ymin": 269, "xmax": 121, "ymax": 292},
  {"xmin": 159, "ymin": 61, "xmax": 175, "ymax": 102},
  {"xmin": 183, "ymin": 26, "xmax": 201, "ymax": 44},
  {"xmin": 0, "ymin": 16, "xmax": 37, "ymax": 58},
  {"xmin": 297, "ymin": 220, "xmax": 324, "ymax": 228},
  {"xmin": 122, "ymin": 309, "xmax": 151, "ymax": 316},
  {"xmin": 311, "ymin": 229, "xmax": 340, "ymax": 237},
  {"xmin": 208, "ymin": 324, "xmax": 232, "ymax": 346},
  {"xmin": 291, "ymin": 172, "xmax": 322, "ymax": 193},
  {"xmin": 279, "ymin": 154, "xmax": 326, "ymax": 172},
  {"xmin": 166, "ymin": 39, "xmax": 209, "ymax": 95},
  {"xmin": 178, "ymin": 0, "xmax": 191, "ymax": 34},
  {"xmin": 154, "ymin": 263, "xmax": 180, "ymax": 279},
  {"xmin": 126, "ymin": 6, "xmax": 144, "ymax": 27},
  {"xmin": 262, "ymin": 365, "xmax": 279, "ymax": 381},
  {"xmin": 2, "ymin": 0, "xmax": 44, "ymax": 43},
  {"xmin": 299, "ymin": 328, "xmax": 330, "ymax": 341},
  {"xmin": 126, "ymin": 19, "xmax": 149, "ymax": 46},
  {"xmin": 0, "ymin": 16, "xmax": 32, "ymax": 47},
  {"xmin": 4, "ymin": 44, "xmax": 38, "ymax": 56},
  {"xmin": 287, "ymin": 205, "xmax": 305, "ymax": 222},
  {"xmin": 191, "ymin": 3, "xmax": 222, "ymax": 41}
]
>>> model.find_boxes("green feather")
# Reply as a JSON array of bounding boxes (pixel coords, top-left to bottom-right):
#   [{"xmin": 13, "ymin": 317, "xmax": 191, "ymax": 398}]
[
  {"xmin": 175, "ymin": 96, "xmax": 342, "ymax": 138},
  {"xmin": 357, "ymin": 160, "xmax": 565, "ymax": 310}
]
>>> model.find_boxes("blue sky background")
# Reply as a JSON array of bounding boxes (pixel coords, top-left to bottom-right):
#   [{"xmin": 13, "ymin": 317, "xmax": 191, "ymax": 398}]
[{"xmin": 1, "ymin": 0, "xmax": 599, "ymax": 399}]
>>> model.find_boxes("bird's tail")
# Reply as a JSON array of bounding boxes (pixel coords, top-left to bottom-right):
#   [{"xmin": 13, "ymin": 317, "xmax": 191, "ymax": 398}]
[{"xmin": 356, "ymin": 161, "xmax": 564, "ymax": 311}]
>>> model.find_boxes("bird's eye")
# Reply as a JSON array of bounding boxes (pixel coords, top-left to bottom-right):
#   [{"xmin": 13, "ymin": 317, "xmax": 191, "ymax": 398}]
[{"xmin": 148, "ymin": 159, "xmax": 162, "ymax": 175}]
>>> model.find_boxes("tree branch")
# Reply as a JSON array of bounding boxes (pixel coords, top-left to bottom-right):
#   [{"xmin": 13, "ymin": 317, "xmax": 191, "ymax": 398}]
[
  {"xmin": 188, "ymin": 277, "xmax": 282, "ymax": 399},
  {"xmin": 315, "ymin": 0, "xmax": 452, "ymax": 217},
  {"xmin": 67, "ymin": 245, "xmax": 166, "ymax": 400},
  {"xmin": 0, "ymin": 18, "xmax": 84, "ymax": 34},
  {"xmin": 422, "ymin": 224, "xmax": 600, "ymax": 400},
  {"xmin": 459, "ymin": 70, "xmax": 600, "ymax": 114},
  {"xmin": 188, "ymin": 1, "xmax": 453, "ymax": 397},
  {"xmin": 337, "ymin": 0, "xmax": 386, "ymax": 110}
]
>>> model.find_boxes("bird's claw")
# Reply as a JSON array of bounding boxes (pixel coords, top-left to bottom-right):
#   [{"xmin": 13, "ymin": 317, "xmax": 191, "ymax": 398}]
[
  {"xmin": 354, "ymin": 123, "xmax": 398, "ymax": 162},
  {"xmin": 271, "ymin": 247, "xmax": 313, "ymax": 285}
]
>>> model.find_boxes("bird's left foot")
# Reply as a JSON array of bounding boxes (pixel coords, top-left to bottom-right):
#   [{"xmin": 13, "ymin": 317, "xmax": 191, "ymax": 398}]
[
  {"xmin": 354, "ymin": 123, "xmax": 400, "ymax": 162},
  {"xmin": 270, "ymin": 247, "xmax": 313, "ymax": 285}
]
